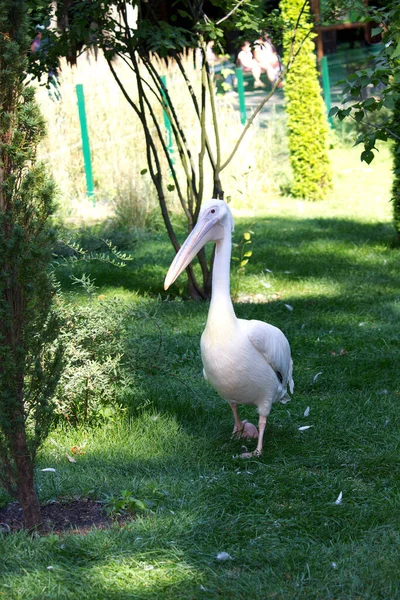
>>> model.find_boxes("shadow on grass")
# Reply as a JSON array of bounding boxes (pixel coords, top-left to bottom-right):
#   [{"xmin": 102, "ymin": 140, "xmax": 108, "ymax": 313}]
[
  {"xmin": 55, "ymin": 215, "xmax": 399, "ymax": 300},
  {"xmin": 53, "ymin": 211, "xmax": 400, "ymax": 443}
]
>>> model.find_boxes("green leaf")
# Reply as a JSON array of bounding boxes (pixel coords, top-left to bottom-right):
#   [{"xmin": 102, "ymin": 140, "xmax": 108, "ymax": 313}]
[
  {"xmin": 243, "ymin": 251, "xmax": 252, "ymax": 258},
  {"xmin": 390, "ymin": 41, "xmax": 400, "ymax": 60},
  {"xmin": 167, "ymin": 184, "xmax": 175, "ymax": 192},
  {"xmin": 243, "ymin": 232, "xmax": 251, "ymax": 241},
  {"xmin": 354, "ymin": 111, "xmax": 364, "ymax": 123},
  {"xmin": 383, "ymin": 95, "xmax": 394, "ymax": 109},
  {"xmin": 361, "ymin": 149, "xmax": 374, "ymax": 165},
  {"xmin": 328, "ymin": 107, "xmax": 339, "ymax": 117},
  {"xmin": 371, "ymin": 27, "xmax": 382, "ymax": 37},
  {"xmin": 140, "ymin": 169, "xmax": 148, "ymax": 175},
  {"xmin": 362, "ymin": 97, "xmax": 377, "ymax": 110},
  {"xmin": 240, "ymin": 259, "xmax": 249, "ymax": 267},
  {"xmin": 133, "ymin": 499, "xmax": 147, "ymax": 511}
]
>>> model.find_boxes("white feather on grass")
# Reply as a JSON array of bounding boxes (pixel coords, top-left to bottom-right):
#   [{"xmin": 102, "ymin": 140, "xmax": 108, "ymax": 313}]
[{"xmin": 217, "ymin": 552, "xmax": 232, "ymax": 561}]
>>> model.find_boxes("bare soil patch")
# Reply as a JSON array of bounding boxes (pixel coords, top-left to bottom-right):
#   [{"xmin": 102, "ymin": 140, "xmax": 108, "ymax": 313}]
[{"xmin": 0, "ymin": 498, "xmax": 128, "ymax": 534}]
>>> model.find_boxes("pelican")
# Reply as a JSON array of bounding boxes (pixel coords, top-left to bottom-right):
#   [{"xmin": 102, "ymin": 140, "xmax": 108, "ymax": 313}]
[{"xmin": 164, "ymin": 199, "xmax": 294, "ymax": 457}]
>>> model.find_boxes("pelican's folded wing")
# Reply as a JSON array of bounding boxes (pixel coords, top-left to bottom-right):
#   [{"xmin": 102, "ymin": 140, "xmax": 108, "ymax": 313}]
[{"xmin": 245, "ymin": 319, "xmax": 294, "ymax": 394}]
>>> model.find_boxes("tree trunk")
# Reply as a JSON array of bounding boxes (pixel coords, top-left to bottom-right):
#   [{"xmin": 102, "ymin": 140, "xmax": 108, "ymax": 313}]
[{"xmin": 13, "ymin": 431, "xmax": 42, "ymax": 531}]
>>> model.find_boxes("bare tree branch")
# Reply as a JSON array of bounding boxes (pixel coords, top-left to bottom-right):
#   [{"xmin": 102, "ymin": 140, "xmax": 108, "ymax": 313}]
[{"xmin": 216, "ymin": 0, "xmax": 248, "ymax": 25}]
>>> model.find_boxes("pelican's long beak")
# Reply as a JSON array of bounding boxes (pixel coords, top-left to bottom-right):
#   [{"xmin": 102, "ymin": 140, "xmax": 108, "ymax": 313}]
[{"xmin": 164, "ymin": 215, "xmax": 219, "ymax": 290}]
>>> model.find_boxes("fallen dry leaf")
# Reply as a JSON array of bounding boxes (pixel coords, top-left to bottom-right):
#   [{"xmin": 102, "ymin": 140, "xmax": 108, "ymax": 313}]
[
  {"xmin": 66, "ymin": 453, "xmax": 76, "ymax": 463},
  {"xmin": 71, "ymin": 446, "xmax": 85, "ymax": 455}
]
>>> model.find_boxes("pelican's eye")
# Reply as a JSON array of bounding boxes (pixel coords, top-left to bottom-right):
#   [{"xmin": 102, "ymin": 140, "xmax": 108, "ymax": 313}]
[{"xmin": 210, "ymin": 209, "xmax": 216, "ymax": 214}]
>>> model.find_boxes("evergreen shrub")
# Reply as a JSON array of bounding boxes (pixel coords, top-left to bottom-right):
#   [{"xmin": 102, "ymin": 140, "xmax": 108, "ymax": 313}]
[
  {"xmin": 281, "ymin": 0, "xmax": 333, "ymax": 200},
  {"xmin": 0, "ymin": 0, "xmax": 62, "ymax": 528}
]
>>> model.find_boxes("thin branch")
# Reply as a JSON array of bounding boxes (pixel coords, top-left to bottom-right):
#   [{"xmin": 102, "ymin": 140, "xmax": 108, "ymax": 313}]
[
  {"xmin": 143, "ymin": 55, "xmax": 200, "ymax": 207},
  {"xmin": 220, "ymin": 74, "xmax": 283, "ymax": 171},
  {"xmin": 107, "ymin": 58, "xmax": 181, "ymax": 252},
  {"xmin": 204, "ymin": 58, "xmax": 223, "ymax": 197},
  {"xmin": 216, "ymin": 0, "xmax": 247, "ymax": 25},
  {"xmin": 117, "ymin": 6, "xmax": 194, "ymax": 222},
  {"xmin": 197, "ymin": 61, "xmax": 207, "ymax": 210},
  {"xmin": 175, "ymin": 53, "xmax": 217, "ymax": 170}
]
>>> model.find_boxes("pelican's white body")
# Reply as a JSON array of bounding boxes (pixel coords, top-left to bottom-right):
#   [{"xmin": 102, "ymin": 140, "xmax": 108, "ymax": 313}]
[
  {"xmin": 164, "ymin": 199, "xmax": 294, "ymax": 455},
  {"xmin": 202, "ymin": 316, "xmax": 292, "ymax": 417}
]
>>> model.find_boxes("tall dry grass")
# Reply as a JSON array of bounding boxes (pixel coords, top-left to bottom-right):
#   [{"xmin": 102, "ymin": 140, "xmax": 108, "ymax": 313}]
[{"xmin": 35, "ymin": 50, "xmax": 287, "ymax": 226}]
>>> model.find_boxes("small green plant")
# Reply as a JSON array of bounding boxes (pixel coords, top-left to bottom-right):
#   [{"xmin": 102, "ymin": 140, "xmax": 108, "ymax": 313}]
[
  {"xmin": 54, "ymin": 275, "xmax": 136, "ymax": 425},
  {"xmin": 103, "ymin": 490, "xmax": 147, "ymax": 518},
  {"xmin": 231, "ymin": 227, "xmax": 254, "ymax": 301},
  {"xmin": 112, "ymin": 182, "xmax": 163, "ymax": 233}
]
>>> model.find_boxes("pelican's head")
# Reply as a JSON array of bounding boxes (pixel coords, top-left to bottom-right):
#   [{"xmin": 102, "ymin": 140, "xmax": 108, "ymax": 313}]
[{"xmin": 164, "ymin": 199, "xmax": 234, "ymax": 290}]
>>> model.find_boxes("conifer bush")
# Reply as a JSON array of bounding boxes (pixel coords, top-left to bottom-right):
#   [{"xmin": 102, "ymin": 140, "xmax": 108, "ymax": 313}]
[
  {"xmin": 281, "ymin": 0, "xmax": 332, "ymax": 200},
  {"xmin": 0, "ymin": 0, "xmax": 62, "ymax": 529}
]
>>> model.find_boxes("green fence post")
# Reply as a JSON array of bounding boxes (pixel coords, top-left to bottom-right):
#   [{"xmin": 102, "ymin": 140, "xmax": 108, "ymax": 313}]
[
  {"xmin": 320, "ymin": 56, "xmax": 334, "ymax": 128},
  {"xmin": 76, "ymin": 84, "xmax": 95, "ymax": 205},
  {"xmin": 160, "ymin": 75, "xmax": 174, "ymax": 163},
  {"xmin": 235, "ymin": 68, "xmax": 247, "ymax": 125}
]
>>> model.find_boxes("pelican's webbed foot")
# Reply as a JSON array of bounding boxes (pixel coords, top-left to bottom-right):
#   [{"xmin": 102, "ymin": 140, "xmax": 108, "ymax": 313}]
[{"xmin": 232, "ymin": 419, "xmax": 259, "ymax": 440}]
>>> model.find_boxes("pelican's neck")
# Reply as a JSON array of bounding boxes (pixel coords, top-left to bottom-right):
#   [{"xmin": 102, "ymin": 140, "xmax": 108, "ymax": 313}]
[{"xmin": 208, "ymin": 227, "xmax": 236, "ymax": 327}]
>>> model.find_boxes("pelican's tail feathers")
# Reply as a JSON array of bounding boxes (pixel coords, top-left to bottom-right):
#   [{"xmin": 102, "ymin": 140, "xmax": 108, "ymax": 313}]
[
  {"xmin": 280, "ymin": 393, "xmax": 291, "ymax": 405},
  {"xmin": 288, "ymin": 359, "xmax": 294, "ymax": 394}
]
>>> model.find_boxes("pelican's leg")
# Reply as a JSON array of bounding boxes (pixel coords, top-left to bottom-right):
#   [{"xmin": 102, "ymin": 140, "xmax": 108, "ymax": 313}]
[
  {"xmin": 239, "ymin": 415, "xmax": 266, "ymax": 458},
  {"xmin": 230, "ymin": 403, "xmax": 258, "ymax": 439},
  {"xmin": 254, "ymin": 415, "xmax": 267, "ymax": 456},
  {"xmin": 230, "ymin": 403, "xmax": 243, "ymax": 433}
]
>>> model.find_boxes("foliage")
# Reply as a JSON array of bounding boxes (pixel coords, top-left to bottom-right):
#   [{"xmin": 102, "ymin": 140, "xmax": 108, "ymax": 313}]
[
  {"xmin": 111, "ymin": 184, "xmax": 163, "ymax": 233},
  {"xmin": 330, "ymin": 1, "xmax": 399, "ymax": 161},
  {"xmin": 0, "ymin": 0, "xmax": 62, "ymax": 529},
  {"xmin": 54, "ymin": 276, "xmax": 138, "ymax": 425},
  {"xmin": 56, "ymin": 236, "xmax": 134, "ymax": 269},
  {"xmin": 231, "ymin": 227, "xmax": 254, "ymax": 301},
  {"xmin": 281, "ymin": 0, "xmax": 333, "ymax": 200},
  {"xmin": 102, "ymin": 489, "xmax": 147, "ymax": 518},
  {"xmin": 330, "ymin": 0, "xmax": 400, "ymax": 236}
]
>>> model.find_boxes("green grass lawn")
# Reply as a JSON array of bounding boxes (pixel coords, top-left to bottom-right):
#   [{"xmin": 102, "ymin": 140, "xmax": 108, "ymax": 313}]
[{"xmin": 1, "ymin": 145, "xmax": 399, "ymax": 599}]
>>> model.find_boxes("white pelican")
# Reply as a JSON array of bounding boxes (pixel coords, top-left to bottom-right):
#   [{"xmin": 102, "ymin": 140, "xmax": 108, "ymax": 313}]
[{"xmin": 164, "ymin": 199, "xmax": 294, "ymax": 457}]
